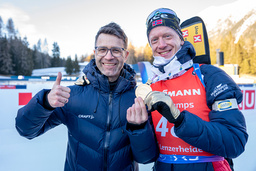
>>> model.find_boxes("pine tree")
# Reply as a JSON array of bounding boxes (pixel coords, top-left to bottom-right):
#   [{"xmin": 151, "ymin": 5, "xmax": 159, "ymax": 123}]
[
  {"xmin": 59, "ymin": 58, "xmax": 66, "ymax": 67},
  {"xmin": 18, "ymin": 37, "xmax": 33, "ymax": 75},
  {"xmin": 43, "ymin": 53, "xmax": 51, "ymax": 68},
  {"xmin": 85, "ymin": 53, "xmax": 94, "ymax": 62},
  {"xmin": 73, "ymin": 55, "xmax": 80, "ymax": 74},
  {"xmin": 220, "ymin": 32, "xmax": 235, "ymax": 64},
  {"xmin": 135, "ymin": 46, "xmax": 144, "ymax": 62},
  {"xmin": 235, "ymin": 37, "xmax": 246, "ymax": 74},
  {"xmin": 35, "ymin": 39, "xmax": 44, "ymax": 68},
  {"xmin": 228, "ymin": 33, "xmax": 236, "ymax": 65},
  {"xmin": 126, "ymin": 42, "xmax": 137, "ymax": 64},
  {"xmin": 32, "ymin": 45, "xmax": 40, "ymax": 69},
  {"xmin": 65, "ymin": 56, "xmax": 73, "ymax": 75},
  {"xmin": 250, "ymin": 40, "xmax": 256, "ymax": 75},
  {"xmin": 42, "ymin": 38, "xmax": 49, "ymax": 55},
  {"xmin": 0, "ymin": 16, "xmax": 4, "ymax": 37},
  {"xmin": 80, "ymin": 54, "xmax": 88, "ymax": 62},
  {"xmin": 252, "ymin": 46, "xmax": 256, "ymax": 75},
  {"xmin": 143, "ymin": 43, "xmax": 153, "ymax": 63},
  {"xmin": 9, "ymin": 37, "xmax": 32, "ymax": 75},
  {"xmin": 6, "ymin": 18, "xmax": 16, "ymax": 38},
  {"xmin": 51, "ymin": 42, "xmax": 61, "ymax": 67},
  {"xmin": 209, "ymin": 39, "xmax": 217, "ymax": 64},
  {"xmin": 41, "ymin": 39, "xmax": 51, "ymax": 68},
  {"xmin": 0, "ymin": 37, "xmax": 13, "ymax": 74},
  {"xmin": 10, "ymin": 37, "xmax": 20, "ymax": 74}
]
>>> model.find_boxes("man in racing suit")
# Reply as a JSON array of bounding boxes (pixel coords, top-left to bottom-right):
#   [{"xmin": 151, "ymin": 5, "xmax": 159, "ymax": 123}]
[{"xmin": 126, "ymin": 8, "xmax": 248, "ymax": 171}]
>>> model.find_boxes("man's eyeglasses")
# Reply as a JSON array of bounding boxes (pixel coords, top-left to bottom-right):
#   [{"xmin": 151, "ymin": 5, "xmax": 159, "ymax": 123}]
[{"xmin": 95, "ymin": 46, "xmax": 126, "ymax": 58}]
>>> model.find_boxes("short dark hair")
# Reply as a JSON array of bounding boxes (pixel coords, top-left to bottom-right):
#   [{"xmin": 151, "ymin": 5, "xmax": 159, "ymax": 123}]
[{"xmin": 95, "ymin": 22, "xmax": 128, "ymax": 49}]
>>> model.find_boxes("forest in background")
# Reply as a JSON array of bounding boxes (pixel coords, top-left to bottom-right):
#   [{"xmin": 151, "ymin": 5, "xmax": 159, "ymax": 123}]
[
  {"xmin": 1, "ymin": 16, "xmax": 256, "ymax": 76},
  {"xmin": 0, "ymin": 17, "xmax": 80, "ymax": 76},
  {"xmin": 210, "ymin": 32, "xmax": 256, "ymax": 75}
]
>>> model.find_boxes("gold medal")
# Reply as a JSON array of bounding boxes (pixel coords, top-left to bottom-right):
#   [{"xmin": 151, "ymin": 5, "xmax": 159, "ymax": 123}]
[{"xmin": 135, "ymin": 79, "xmax": 152, "ymax": 100}]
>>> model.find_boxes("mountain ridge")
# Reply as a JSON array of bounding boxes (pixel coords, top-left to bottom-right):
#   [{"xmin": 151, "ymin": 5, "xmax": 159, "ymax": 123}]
[{"xmin": 197, "ymin": 0, "xmax": 256, "ymax": 43}]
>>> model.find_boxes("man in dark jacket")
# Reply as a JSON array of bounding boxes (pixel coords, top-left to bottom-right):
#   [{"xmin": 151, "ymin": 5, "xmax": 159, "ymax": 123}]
[
  {"xmin": 16, "ymin": 22, "xmax": 158, "ymax": 171},
  {"xmin": 127, "ymin": 8, "xmax": 248, "ymax": 171}
]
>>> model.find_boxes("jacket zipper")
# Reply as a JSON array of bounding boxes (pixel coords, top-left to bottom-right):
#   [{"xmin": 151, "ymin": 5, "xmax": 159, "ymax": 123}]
[{"xmin": 104, "ymin": 92, "xmax": 112, "ymax": 171}]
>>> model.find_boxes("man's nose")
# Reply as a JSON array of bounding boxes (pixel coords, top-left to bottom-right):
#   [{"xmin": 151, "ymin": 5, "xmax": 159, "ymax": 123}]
[
  {"xmin": 104, "ymin": 49, "xmax": 114, "ymax": 59},
  {"xmin": 158, "ymin": 38, "xmax": 167, "ymax": 49}
]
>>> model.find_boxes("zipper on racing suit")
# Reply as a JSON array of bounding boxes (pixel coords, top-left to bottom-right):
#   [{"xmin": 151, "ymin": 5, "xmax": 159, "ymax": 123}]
[{"xmin": 104, "ymin": 92, "xmax": 113, "ymax": 171}]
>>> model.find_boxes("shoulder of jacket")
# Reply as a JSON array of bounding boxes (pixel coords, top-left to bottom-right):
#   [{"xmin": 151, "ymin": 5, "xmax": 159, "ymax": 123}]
[
  {"xmin": 74, "ymin": 74, "xmax": 90, "ymax": 86},
  {"xmin": 199, "ymin": 64, "xmax": 223, "ymax": 74}
]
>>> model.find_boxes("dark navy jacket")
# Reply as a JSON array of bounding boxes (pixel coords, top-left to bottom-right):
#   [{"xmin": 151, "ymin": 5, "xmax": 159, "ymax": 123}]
[
  {"xmin": 152, "ymin": 42, "xmax": 248, "ymax": 170},
  {"xmin": 16, "ymin": 59, "xmax": 158, "ymax": 171}
]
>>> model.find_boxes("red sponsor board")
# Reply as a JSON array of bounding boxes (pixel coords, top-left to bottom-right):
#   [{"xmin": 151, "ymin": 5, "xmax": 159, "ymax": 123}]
[
  {"xmin": 19, "ymin": 93, "xmax": 32, "ymax": 106},
  {"xmin": 239, "ymin": 88, "xmax": 256, "ymax": 110},
  {"xmin": 0, "ymin": 85, "xmax": 16, "ymax": 89},
  {"xmin": 244, "ymin": 90, "xmax": 255, "ymax": 110}
]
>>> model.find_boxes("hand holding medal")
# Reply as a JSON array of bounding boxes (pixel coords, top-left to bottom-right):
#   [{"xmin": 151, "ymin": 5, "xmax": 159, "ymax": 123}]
[{"xmin": 127, "ymin": 80, "xmax": 152, "ymax": 125}]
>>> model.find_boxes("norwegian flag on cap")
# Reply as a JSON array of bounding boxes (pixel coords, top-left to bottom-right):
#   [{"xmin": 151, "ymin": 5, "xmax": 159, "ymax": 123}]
[{"xmin": 152, "ymin": 19, "xmax": 162, "ymax": 27}]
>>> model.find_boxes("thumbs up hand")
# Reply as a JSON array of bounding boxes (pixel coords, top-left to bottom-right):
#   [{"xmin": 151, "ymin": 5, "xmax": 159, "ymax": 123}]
[{"xmin": 47, "ymin": 72, "xmax": 71, "ymax": 108}]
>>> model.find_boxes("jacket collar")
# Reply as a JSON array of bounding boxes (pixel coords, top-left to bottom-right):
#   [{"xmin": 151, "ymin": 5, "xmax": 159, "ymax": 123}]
[
  {"xmin": 176, "ymin": 41, "xmax": 196, "ymax": 64},
  {"xmin": 82, "ymin": 59, "xmax": 136, "ymax": 93}
]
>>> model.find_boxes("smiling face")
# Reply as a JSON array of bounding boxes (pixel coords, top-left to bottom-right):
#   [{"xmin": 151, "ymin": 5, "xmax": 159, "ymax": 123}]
[
  {"xmin": 94, "ymin": 33, "xmax": 129, "ymax": 82},
  {"xmin": 148, "ymin": 26, "xmax": 184, "ymax": 59}
]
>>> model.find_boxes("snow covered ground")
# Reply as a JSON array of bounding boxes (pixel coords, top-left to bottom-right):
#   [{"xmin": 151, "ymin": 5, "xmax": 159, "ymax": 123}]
[{"xmin": 0, "ymin": 81, "xmax": 255, "ymax": 171}]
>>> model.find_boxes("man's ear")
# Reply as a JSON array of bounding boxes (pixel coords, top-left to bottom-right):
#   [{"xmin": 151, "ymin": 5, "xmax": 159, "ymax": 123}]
[
  {"xmin": 124, "ymin": 51, "xmax": 129, "ymax": 62},
  {"xmin": 181, "ymin": 40, "xmax": 185, "ymax": 46}
]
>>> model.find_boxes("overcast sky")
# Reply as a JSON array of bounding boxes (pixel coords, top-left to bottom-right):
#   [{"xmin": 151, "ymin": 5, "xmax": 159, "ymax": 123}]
[{"xmin": 0, "ymin": 0, "xmax": 237, "ymax": 59}]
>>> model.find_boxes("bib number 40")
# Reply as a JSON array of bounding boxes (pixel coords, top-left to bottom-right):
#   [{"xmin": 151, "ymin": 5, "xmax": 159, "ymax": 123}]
[{"xmin": 155, "ymin": 117, "xmax": 178, "ymax": 138}]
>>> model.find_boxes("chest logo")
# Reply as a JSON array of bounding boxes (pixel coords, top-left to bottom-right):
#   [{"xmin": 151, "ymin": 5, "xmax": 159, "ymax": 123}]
[{"xmin": 78, "ymin": 114, "xmax": 95, "ymax": 119}]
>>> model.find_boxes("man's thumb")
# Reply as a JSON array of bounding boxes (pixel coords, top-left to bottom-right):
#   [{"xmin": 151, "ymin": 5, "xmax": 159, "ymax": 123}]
[{"xmin": 55, "ymin": 72, "xmax": 62, "ymax": 85}]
